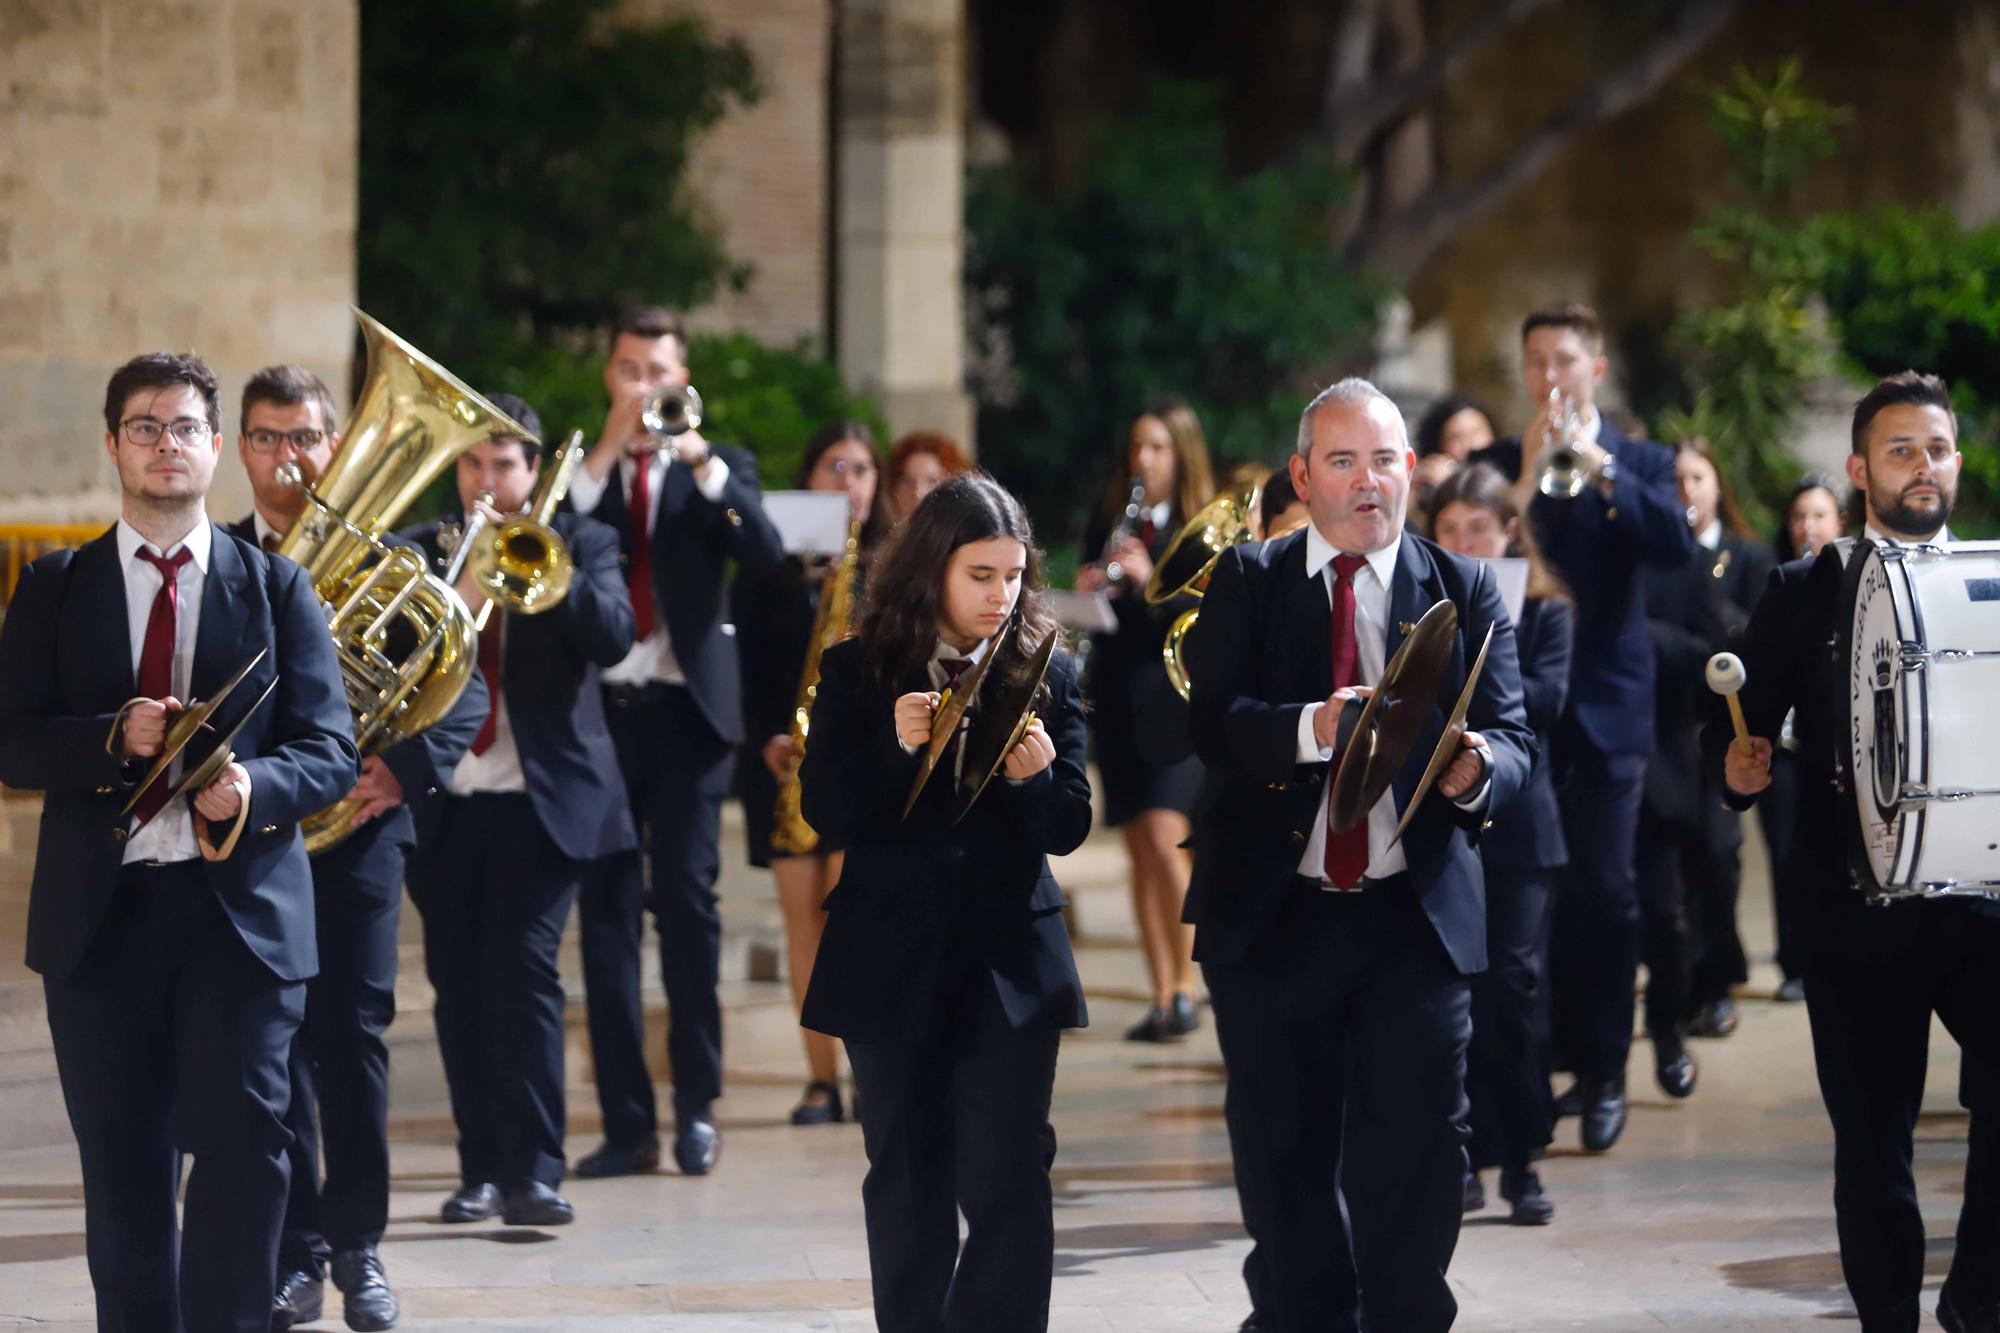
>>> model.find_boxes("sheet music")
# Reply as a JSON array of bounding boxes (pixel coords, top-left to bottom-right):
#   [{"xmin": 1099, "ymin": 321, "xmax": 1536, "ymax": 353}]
[{"xmin": 762, "ymin": 491, "xmax": 850, "ymax": 556}]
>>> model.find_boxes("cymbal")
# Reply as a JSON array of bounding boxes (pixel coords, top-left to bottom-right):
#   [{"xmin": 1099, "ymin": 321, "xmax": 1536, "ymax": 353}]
[
  {"xmin": 1393, "ymin": 622, "xmax": 1493, "ymax": 844},
  {"xmin": 955, "ymin": 631, "xmax": 1060, "ymax": 823},
  {"xmin": 116, "ymin": 648, "xmax": 269, "ymax": 834},
  {"xmin": 1327, "ymin": 600, "xmax": 1458, "ymax": 834},
  {"xmin": 902, "ymin": 622, "xmax": 1010, "ymax": 819},
  {"xmin": 175, "ymin": 676, "xmax": 280, "ymax": 799}
]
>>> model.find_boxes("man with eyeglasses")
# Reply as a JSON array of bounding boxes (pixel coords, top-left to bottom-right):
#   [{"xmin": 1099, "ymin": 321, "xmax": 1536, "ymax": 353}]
[
  {"xmin": 0, "ymin": 352, "xmax": 357, "ymax": 1329},
  {"xmin": 223, "ymin": 364, "xmax": 487, "ymax": 1331}
]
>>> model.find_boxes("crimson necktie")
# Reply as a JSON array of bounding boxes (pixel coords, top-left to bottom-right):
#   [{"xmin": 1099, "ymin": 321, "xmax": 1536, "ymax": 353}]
[
  {"xmin": 1324, "ymin": 553, "xmax": 1371, "ymax": 889},
  {"xmin": 132, "ymin": 547, "xmax": 193, "ymax": 823},
  {"xmin": 471, "ymin": 616, "xmax": 504, "ymax": 756},
  {"xmin": 939, "ymin": 657, "xmax": 972, "ymax": 773},
  {"xmin": 627, "ymin": 458, "xmax": 656, "ymax": 642},
  {"xmin": 261, "ymin": 533, "xmax": 280, "ymax": 554}
]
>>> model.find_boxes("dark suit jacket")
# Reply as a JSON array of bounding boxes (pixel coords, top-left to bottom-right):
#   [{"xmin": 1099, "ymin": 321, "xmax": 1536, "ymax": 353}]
[
  {"xmin": 1081, "ymin": 506, "xmax": 1197, "ymax": 764},
  {"xmin": 1707, "ymin": 530, "xmax": 1777, "ymax": 641},
  {"xmin": 222, "ymin": 516, "xmax": 487, "ymax": 854},
  {"xmin": 1474, "ymin": 420, "xmax": 1695, "ymax": 757},
  {"xmin": 401, "ymin": 512, "xmax": 638, "ymax": 863},
  {"xmin": 1182, "ymin": 529, "xmax": 1535, "ymax": 974},
  {"xmin": 0, "ymin": 526, "xmax": 359, "ymax": 981},
  {"xmin": 798, "ymin": 638, "xmax": 1092, "ymax": 1045},
  {"xmin": 1702, "ymin": 547, "xmax": 2000, "ymax": 959},
  {"xmin": 1642, "ymin": 552, "xmax": 1731, "ymax": 830},
  {"xmin": 574, "ymin": 444, "xmax": 785, "ymax": 745},
  {"xmin": 1483, "ymin": 594, "xmax": 1572, "ymax": 875}
]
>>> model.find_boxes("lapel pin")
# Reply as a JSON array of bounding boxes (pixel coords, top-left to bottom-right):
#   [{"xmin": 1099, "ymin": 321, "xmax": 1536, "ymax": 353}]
[{"xmin": 1398, "ymin": 620, "xmax": 1418, "ymax": 636}]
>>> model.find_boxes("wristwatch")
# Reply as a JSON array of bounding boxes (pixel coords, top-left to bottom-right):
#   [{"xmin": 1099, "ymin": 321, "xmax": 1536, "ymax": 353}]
[{"xmin": 678, "ymin": 439, "xmax": 713, "ymax": 468}]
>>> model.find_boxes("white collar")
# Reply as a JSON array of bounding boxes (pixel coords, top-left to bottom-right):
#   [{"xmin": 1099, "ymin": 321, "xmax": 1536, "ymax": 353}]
[
  {"xmin": 117, "ymin": 516, "xmax": 212, "ymax": 574},
  {"xmin": 1144, "ymin": 499, "xmax": 1172, "ymax": 528},
  {"xmin": 1865, "ymin": 523, "xmax": 1951, "ymax": 546},
  {"xmin": 1579, "ymin": 405, "xmax": 1603, "ymax": 445},
  {"xmin": 1303, "ymin": 521, "xmax": 1400, "ymax": 589},
  {"xmin": 931, "ymin": 633, "xmax": 994, "ymax": 670},
  {"xmin": 251, "ymin": 510, "xmax": 287, "ymax": 548},
  {"xmin": 1696, "ymin": 519, "xmax": 1723, "ymax": 550}
]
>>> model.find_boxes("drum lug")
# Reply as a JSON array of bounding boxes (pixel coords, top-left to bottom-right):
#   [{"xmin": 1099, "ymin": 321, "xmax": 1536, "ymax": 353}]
[
  {"xmin": 1898, "ymin": 784, "xmax": 2000, "ymax": 805},
  {"xmin": 1899, "ymin": 642, "xmax": 1930, "ymax": 671}
]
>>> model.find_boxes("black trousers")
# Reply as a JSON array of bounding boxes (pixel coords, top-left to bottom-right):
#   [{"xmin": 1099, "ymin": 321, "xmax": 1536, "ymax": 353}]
[
  {"xmin": 1634, "ymin": 807, "xmax": 1693, "ymax": 1054},
  {"xmin": 1803, "ymin": 902, "xmax": 2000, "ymax": 1331},
  {"xmin": 278, "ymin": 828, "xmax": 404, "ymax": 1271},
  {"xmin": 1205, "ymin": 879, "xmax": 1471, "ymax": 1333},
  {"xmin": 407, "ymin": 793, "xmax": 582, "ymax": 1189},
  {"xmin": 1683, "ymin": 816, "xmax": 1746, "ymax": 1014},
  {"xmin": 1763, "ymin": 748, "xmax": 1808, "ymax": 983},
  {"xmin": 1468, "ymin": 869, "xmax": 1555, "ymax": 1175},
  {"xmin": 844, "ymin": 984, "xmax": 1063, "ymax": 1333},
  {"xmin": 43, "ymin": 862, "xmax": 304, "ymax": 1333},
  {"xmin": 581, "ymin": 681, "xmax": 732, "ymax": 1143},
  {"xmin": 1551, "ymin": 746, "xmax": 1646, "ymax": 1083}
]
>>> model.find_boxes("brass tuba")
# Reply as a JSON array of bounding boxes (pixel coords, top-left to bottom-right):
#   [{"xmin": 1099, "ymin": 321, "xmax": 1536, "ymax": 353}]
[
  {"xmin": 770, "ymin": 520, "xmax": 862, "ymax": 855},
  {"xmin": 465, "ymin": 430, "xmax": 585, "ymax": 616},
  {"xmin": 279, "ymin": 308, "xmax": 539, "ymax": 853},
  {"xmin": 1143, "ymin": 477, "xmax": 1263, "ymax": 700}
]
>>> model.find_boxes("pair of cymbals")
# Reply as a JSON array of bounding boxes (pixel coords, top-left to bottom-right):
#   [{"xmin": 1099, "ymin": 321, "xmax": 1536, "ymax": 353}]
[
  {"xmin": 901, "ymin": 624, "xmax": 1061, "ymax": 823},
  {"xmin": 115, "ymin": 650, "xmax": 279, "ymax": 839}
]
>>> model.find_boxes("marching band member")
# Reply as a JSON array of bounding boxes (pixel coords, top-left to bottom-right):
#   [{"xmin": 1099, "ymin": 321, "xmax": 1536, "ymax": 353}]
[
  {"xmin": 799, "ymin": 473, "xmax": 1091, "ymax": 1333},
  {"xmin": 566, "ymin": 305, "xmax": 786, "ymax": 1179},
  {"xmin": 732, "ymin": 421, "xmax": 891, "ymax": 1124},
  {"xmin": 228, "ymin": 365, "xmax": 485, "ymax": 1331},
  {"xmin": 1473, "ymin": 302, "xmax": 1694, "ymax": 1153},
  {"xmin": 1075, "ymin": 399, "xmax": 1215, "ymax": 1041},
  {"xmin": 884, "ymin": 430, "xmax": 974, "ymax": 525},
  {"xmin": 1708, "ymin": 372, "xmax": 2000, "ymax": 1333},
  {"xmin": 1186, "ymin": 379, "xmax": 1532, "ymax": 1332},
  {"xmin": 1430, "ymin": 463, "xmax": 1573, "ymax": 1226},
  {"xmin": 0, "ymin": 353, "xmax": 357, "ymax": 1330},
  {"xmin": 400, "ymin": 394, "xmax": 637, "ymax": 1229}
]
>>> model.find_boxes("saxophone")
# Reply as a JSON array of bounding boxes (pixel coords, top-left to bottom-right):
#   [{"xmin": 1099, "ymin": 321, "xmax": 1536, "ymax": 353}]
[{"xmin": 770, "ymin": 520, "xmax": 862, "ymax": 855}]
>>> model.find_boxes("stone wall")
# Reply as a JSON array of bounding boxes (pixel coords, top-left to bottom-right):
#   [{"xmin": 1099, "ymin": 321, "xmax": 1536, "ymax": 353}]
[{"xmin": 0, "ymin": 0, "xmax": 359, "ymax": 525}]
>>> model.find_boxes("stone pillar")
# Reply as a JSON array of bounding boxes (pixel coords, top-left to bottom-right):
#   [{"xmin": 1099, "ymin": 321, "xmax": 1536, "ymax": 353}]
[
  {"xmin": 0, "ymin": 0, "xmax": 359, "ymax": 525},
  {"xmin": 835, "ymin": 0, "xmax": 973, "ymax": 449}
]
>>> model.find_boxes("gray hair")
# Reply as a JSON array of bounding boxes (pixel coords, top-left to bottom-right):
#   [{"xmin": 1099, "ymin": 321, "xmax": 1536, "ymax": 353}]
[{"xmin": 1294, "ymin": 377, "xmax": 1410, "ymax": 457}]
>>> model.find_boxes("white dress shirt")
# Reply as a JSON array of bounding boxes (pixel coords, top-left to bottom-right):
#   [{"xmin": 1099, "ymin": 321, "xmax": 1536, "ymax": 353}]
[
  {"xmin": 448, "ymin": 616, "xmax": 527, "ymax": 795},
  {"xmin": 1291, "ymin": 525, "xmax": 1490, "ymax": 887},
  {"xmin": 566, "ymin": 450, "xmax": 733, "ymax": 688},
  {"xmin": 251, "ymin": 511, "xmax": 286, "ymax": 550},
  {"xmin": 1696, "ymin": 519, "xmax": 1723, "ymax": 551},
  {"xmin": 117, "ymin": 518, "xmax": 211, "ymax": 864}
]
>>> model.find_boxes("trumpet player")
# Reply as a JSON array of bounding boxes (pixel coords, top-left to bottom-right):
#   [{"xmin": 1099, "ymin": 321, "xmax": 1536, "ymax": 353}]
[
  {"xmin": 565, "ymin": 305, "xmax": 784, "ymax": 1179},
  {"xmin": 228, "ymin": 364, "xmax": 488, "ymax": 1332},
  {"xmin": 1471, "ymin": 303, "xmax": 1693, "ymax": 1154},
  {"xmin": 398, "ymin": 394, "xmax": 637, "ymax": 1230}
]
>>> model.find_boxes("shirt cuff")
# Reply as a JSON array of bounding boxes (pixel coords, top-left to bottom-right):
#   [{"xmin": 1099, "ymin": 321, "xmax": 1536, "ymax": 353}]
[
  {"xmin": 1448, "ymin": 739, "xmax": 1493, "ymax": 812},
  {"xmin": 692, "ymin": 454, "xmax": 731, "ymax": 503},
  {"xmin": 566, "ymin": 461, "xmax": 611, "ymax": 515},
  {"xmin": 1297, "ymin": 703, "xmax": 1333, "ymax": 764}
]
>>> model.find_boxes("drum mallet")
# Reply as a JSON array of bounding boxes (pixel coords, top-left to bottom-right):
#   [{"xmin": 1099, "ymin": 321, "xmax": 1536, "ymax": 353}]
[{"xmin": 1705, "ymin": 652, "xmax": 1755, "ymax": 756}]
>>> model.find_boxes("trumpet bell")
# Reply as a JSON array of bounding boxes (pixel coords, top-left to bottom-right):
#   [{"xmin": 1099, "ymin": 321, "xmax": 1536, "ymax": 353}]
[
  {"xmin": 1537, "ymin": 451, "xmax": 1588, "ymax": 499},
  {"xmin": 643, "ymin": 385, "xmax": 704, "ymax": 440}
]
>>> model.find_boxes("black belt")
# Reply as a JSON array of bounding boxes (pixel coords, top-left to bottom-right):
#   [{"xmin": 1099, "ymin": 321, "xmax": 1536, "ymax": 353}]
[{"xmin": 603, "ymin": 680, "xmax": 682, "ymax": 706}]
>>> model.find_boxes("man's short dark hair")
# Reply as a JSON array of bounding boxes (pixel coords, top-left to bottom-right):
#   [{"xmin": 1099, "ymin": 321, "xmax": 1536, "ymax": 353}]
[
  {"xmin": 241, "ymin": 363, "xmax": 339, "ymax": 435},
  {"xmin": 1258, "ymin": 463, "xmax": 1302, "ymax": 533},
  {"xmin": 483, "ymin": 392, "xmax": 544, "ymax": 462},
  {"xmin": 1851, "ymin": 370, "xmax": 1955, "ymax": 456},
  {"xmin": 104, "ymin": 352, "xmax": 221, "ymax": 436},
  {"xmin": 1520, "ymin": 302, "xmax": 1603, "ymax": 352},
  {"xmin": 607, "ymin": 304, "xmax": 687, "ymax": 357}
]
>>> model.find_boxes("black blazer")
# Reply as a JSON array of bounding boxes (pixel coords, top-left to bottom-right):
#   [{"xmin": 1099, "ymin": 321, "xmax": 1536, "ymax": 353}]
[
  {"xmin": 1474, "ymin": 421, "xmax": 1695, "ymax": 757},
  {"xmin": 798, "ymin": 638, "xmax": 1092, "ymax": 1045},
  {"xmin": 223, "ymin": 516, "xmax": 488, "ymax": 853},
  {"xmin": 1707, "ymin": 530, "xmax": 1777, "ymax": 641},
  {"xmin": 575, "ymin": 444, "xmax": 785, "ymax": 744},
  {"xmin": 1182, "ymin": 529, "xmax": 1535, "ymax": 974},
  {"xmin": 1482, "ymin": 594, "xmax": 1572, "ymax": 875},
  {"xmin": 1642, "ymin": 553, "xmax": 1730, "ymax": 828},
  {"xmin": 1080, "ymin": 506, "xmax": 1197, "ymax": 763},
  {"xmin": 0, "ymin": 527, "xmax": 359, "ymax": 981},
  {"xmin": 400, "ymin": 512, "xmax": 639, "ymax": 863},
  {"xmin": 1702, "ymin": 547, "xmax": 2000, "ymax": 959}
]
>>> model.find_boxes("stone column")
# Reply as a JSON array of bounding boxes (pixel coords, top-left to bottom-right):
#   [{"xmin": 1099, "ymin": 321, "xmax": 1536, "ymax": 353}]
[{"xmin": 834, "ymin": 0, "xmax": 973, "ymax": 449}]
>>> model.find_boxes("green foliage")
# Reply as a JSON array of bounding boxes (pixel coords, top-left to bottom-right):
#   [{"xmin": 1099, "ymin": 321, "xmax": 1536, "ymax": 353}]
[
  {"xmin": 1700, "ymin": 59, "xmax": 1851, "ymax": 200},
  {"xmin": 966, "ymin": 80, "xmax": 1381, "ymax": 539}
]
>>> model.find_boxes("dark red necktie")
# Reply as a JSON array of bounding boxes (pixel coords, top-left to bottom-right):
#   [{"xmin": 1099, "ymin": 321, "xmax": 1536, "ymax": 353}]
[
  {"xmin": 132, "ymin": 547, "xmax": 193, "ymax": 823},
  {"xmin": 939, "ymin": 657, "xmax": 972, "ymax": 771},
  {"xmin": 1324, "ymin": 553, "xmax": 1370, "ymax": 888},
  {"xmin": 1137, "ymin": 518, "xmax": 1157, "ymax": 547},
  {"xmin": 261, "ymin": 533, "xmax": 280, "ymax": 553},
  {"xmin": 471, "ymin": 616, "xmax": 504, "ymax": 756},
  {"xmin": 627, "ymin": 458, "xmax": 656, "ymax": 642}
]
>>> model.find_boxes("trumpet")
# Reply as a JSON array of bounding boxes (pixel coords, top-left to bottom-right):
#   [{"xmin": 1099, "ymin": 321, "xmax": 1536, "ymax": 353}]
[
  {"xmin": 464, "ymin": 431, "xmax": 586, "ymax": 616},
  {"xmin": 641, "ymin": 384, "xmax": 704, "ymax": 448},
  {"xmin": 1536, "ymin": 386, "xmax": 1587, "ymax": 499}
]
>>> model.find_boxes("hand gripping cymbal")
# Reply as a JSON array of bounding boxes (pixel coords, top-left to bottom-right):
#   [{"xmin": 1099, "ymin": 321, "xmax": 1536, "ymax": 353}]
[{"xmin": 1327, "ymin": 600, "xmax": 1457, "ymax": 835}]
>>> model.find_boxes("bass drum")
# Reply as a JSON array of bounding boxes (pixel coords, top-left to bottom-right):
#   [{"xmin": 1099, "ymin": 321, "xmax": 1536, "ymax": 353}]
[{"xmin": 1839, "ymin": 538, "xmax": 2000, "ymax": 900}]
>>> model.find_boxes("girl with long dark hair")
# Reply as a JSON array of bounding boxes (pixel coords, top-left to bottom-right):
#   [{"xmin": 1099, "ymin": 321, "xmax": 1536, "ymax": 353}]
[{"xmin": 799, "ymin": 473, "xmax": 1091, "ymax": 1333}]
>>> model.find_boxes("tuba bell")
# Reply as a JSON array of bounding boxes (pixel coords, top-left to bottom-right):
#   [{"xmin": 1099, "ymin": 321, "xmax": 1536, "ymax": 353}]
[
  {"xmin": 278, "ymin": 308, "xmax": 539, "ymax": 853},
  {"xmin": 1144, "ymin": 477, "xmax": 1263, "ymax": 701}
]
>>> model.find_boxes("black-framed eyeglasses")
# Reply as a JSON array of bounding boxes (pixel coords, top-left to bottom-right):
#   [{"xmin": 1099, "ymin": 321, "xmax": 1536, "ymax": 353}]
[
  {"xmin": 121, "ymin": 417, "xmax": 214, "ymax": 447},
  {"xmin": 244, "ymin": 427, "xmax": 328, "ymax": 453}
]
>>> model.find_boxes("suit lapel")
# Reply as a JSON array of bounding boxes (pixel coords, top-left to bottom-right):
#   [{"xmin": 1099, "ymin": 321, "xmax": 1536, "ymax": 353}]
[
  {"xmin": 73, "ymin": 530, "xmax": 137, "ymax": 698},
  {"xmin": 1286, "ymin": 536, "xmax": 1333, "ymax": 696},
  {"xmin": 192, "ymin": 526, "xmax": 253, "ymax": 698}
]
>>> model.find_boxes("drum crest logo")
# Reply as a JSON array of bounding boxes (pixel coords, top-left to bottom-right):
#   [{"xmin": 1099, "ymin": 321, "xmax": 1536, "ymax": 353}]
[{"xmin": 1869, "ymin": 637, "xmax": 1899, "ymax": 820}]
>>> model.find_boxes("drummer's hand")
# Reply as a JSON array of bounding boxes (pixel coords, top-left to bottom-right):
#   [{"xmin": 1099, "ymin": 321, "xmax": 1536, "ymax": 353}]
[
  {"xmin": 120, "ymin": 696, "xmax": 183, "ymax": 758},
  {"xmin": 1002, "ymin": 718, "xmax": 1055, "ymax": 781},
  {"xmin": 1438, "ymin": 730, "xmax": 1487, "ymax": 800},
  {"xmin": 193, "ymin": 761, "xmax": 250, "ymax": 822},
  {"xmin": 1074, "ymin": 563, "xmax": 1110, "ymax": 594},
  {"xmin": 1314, "ymin": 685, "xmax": 1372, "ymax": 752},
  {"xmin": 1724, "ymin": 735, "xmax": 1773, "ymax": 796},
  {"xmin": 895, "ymin": 692, "xmax": 941, "ymax": 750}
]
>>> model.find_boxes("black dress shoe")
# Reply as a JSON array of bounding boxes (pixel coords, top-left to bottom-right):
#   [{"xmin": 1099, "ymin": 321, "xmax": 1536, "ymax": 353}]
[
  {"xmin": 1581, "ymin": 1078, "xmax": 1627, "ymax": 1153},
  {"xmin": 1688, "ymin": 997, "xmax": 1740, "ymax": 1038},
  {"xmin": 1462, "ymin": 1168, "xmax": 1486, "ymax": 1212},
  {"xmin": 790, "ymin": 1080, "xmax": 845, "ymax": 1126},
  {"xmin": 1940, "ymin": 1282, "xmax": 2000, "ymax": 1333},
  {"xmin": 502, "ymin": 1181, "xmax": 575, "ymax": 1226},
  {"xmin": 1774, "ymin": 976, "xmax": 1806, "ymax": 1003},
  {"xmin": 330, "ymin": 1249, "xmax": 399, "ymax": 1331},
  {"xmin": 1500, "ymin": 1168, "xmax": 1555, "ymax": 1226},
  {"xmin": 1553, "ymin": 1080, "xmax": 1583, "ymax": 1119},
  {"xmin": 574, "ymin": 1137, "xmax": 661, "ymax": 1178},
  {"xmin": 1162, "ymin": 992, "xmax": 1202, "ymax": 1037},
  {"xmin": 439, "ymin": 1181, "xmax": 501, "ymax": 1223},
  {"xmin": 1655, "ymin": 1050, "xmax": 1699, "ymax": 1099},
  {"xmin": 1125, "ymin": 1005, "xmax": 1172, "ymax": 1042},
  {"xmin": 675, "ymin": 1114, "xmax": 722, "ymax": 1176},
  {"xmin": 273, "ymin": 1268, "xmax": 324, "ymax": 1328}
]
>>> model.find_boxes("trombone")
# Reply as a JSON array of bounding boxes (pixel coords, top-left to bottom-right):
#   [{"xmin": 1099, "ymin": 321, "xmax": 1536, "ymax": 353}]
[{"xmin": 463, "ymin": 430, "xmax": 587, "ymax": 618}]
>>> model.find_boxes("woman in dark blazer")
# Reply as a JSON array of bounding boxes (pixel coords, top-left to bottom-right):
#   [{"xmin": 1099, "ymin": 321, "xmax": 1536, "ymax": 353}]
[
  {"xmin": 800, "ymin": 473, "xmax": 1091, "ymax": 1333},
  {"xmin": 733, "ymin": 421, "xmax": 891, "ymax": 1126},
  {"xmin": 1430, "ymin": 463, "xmax": 1575, "ymax": 1226},
  {"xmin": 1076, "ymin": 398, "xmax": 1216, "ymax": 1041}
]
